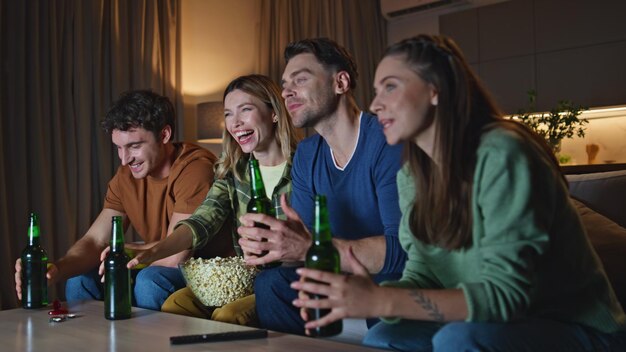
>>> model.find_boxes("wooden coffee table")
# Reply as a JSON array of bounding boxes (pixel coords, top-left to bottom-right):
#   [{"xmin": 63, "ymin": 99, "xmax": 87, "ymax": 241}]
[{"xmin": 1, "ymin": 300, "xmax": 379, "ymax": 351}]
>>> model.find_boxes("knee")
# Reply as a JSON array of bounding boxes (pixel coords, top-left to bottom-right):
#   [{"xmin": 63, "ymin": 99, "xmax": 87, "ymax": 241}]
[
  {"xmin": 433, "ymin": 322, "xmax": 481, "ymax": 351},
  {"xmin": 254, "ymin": 268, "xmax": 281, "ymax": 291},
  {"xmin": 363, "ymin": 322, "xmax": 396, "ymax": 350},
  {"xmin": 211, "ymin": 295, "xmax": 257, "ymax": 327},
  {"xmin": 161, "ymin": 288, "xmax": 192, "ymax": 314},
  {"xmin": 134, "ymin": 266, "xmax": 161, "ymax": 286},
  {"xmin": 254, "ymin": 268, "xmax": 291, "ymax": 303},
  {"xmin": 65, "ymin": 273, "xmax": 102, "ymax": 301},
  {"xmin": 161, "ymin": 287, "xmax": 208, "ymax": 318},
  {"xmin": 134, "ymin": 267, "xmax": 182, "ymax": 310}
]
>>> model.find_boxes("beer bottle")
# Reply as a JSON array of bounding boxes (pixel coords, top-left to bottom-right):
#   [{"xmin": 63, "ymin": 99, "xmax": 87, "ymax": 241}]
[
  {"xmin": 305, "ymin": 194, "xmax": 342, "ymax": 337},
  {"xmin": 21, "ymin": 212, "xmax": 48, "ymax": 309},
  {"xmin": 247, "ymin": 155, "xmax": 280, "ymax": 269},
  {"xmin": 104, "ymin": 216, "xmax": 131, "ymax": 320}
]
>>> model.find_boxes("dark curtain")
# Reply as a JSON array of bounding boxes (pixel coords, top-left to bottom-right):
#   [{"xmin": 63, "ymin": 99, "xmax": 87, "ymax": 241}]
[
  {"xmin": 258, "ymin": 0, "xmax": 387, "ymax": 111},
  {"xmin": 0, "ymin": 0, "xmax": 182, "ymax": 309}
]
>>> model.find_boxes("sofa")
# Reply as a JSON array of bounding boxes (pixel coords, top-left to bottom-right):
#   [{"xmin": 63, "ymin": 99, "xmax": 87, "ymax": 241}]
[
  {"xmin": 567, "ymin": 169, "xmax": 626, "ymax": 307},
  {"xmin": 333, "ymin": 169, "xmax": 626, "ymax": 346}
]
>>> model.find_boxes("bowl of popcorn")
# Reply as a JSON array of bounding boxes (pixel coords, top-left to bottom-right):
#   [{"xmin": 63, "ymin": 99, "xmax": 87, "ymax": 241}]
[{"xmin": 180, "ymin": 256, "xmax": 259, "ymax": 307}]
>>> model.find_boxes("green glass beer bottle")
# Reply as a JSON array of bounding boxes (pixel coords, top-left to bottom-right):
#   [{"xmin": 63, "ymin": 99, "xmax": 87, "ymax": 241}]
[
  {"xmin": 21, "ymin": 212, "xmax": 48, "ymax": 309},
  {"xmin": 104, "ymin": 216, "xmax": 131, "ymax": 320},
  {"xmin": 247, "ymin": 156, "xmax": 280, "ymax": 269},
  {"xmin": 305, "ymin": 194, "xmax": 342, "ymax": 337}
]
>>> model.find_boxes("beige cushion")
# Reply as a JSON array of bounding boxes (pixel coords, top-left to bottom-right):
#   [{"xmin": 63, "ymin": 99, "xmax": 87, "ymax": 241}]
[{"xmin": 572, "ymin": 198, "xmax": 626, "ymax": 306}]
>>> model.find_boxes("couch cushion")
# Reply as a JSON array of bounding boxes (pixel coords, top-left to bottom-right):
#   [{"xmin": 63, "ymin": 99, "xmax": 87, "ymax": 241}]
[
  {"xmin": 567, "ymin": 170, "xmax": 626, "ymax": 228},
  {"xmin": 572, "ymin": 198, "xmax": 626, "ymax": 307}
]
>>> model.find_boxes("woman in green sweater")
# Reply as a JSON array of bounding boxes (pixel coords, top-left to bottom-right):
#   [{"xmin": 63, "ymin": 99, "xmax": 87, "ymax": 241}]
[{"xmin": 291, "ymin": 35, "xmax": 626, "ymax": 350}]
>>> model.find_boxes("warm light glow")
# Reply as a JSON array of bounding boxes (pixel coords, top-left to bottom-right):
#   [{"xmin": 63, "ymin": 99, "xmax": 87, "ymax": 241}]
[
  {"xmin": 506, "ymin": 104, "xmax": 626, "ymax": 120},
  {"xmin": 181, "ymin": 0, "xmax": 260, "ymax": 97},
  {"xmin": 197, "ymin": 138, "xmax": 223, "ymax": 144},
  {"xmin": 581, "ymin": 105, "xmax": 626, "ymax": 120}
]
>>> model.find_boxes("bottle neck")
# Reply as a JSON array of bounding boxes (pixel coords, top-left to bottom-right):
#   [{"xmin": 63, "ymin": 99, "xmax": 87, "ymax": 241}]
[
  {"xmin": 249, "ymin": 158, "xmax": 267, "ymax": 200},
  {"xmin": 313, "ymin": 196, "xmax": 332, "ymax": 244},
  {"xmin": 28, "ymin": 214, "xmax": 40, "ymax": 246},
  {"xmin": 110, "ymin": 217, "xmax": 125, "ymax": 253}
]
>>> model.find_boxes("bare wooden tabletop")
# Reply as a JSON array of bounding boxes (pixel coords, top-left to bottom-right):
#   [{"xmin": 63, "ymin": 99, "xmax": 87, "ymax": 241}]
[{"xmin": 1, "ymin": 300, "xmax": 377, "ymax": 351}]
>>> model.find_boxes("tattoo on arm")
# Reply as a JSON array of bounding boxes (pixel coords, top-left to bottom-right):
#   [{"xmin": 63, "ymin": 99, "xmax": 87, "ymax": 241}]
[{"xmin": 409, "ymin": 289, "xmax": 444, "ymax": 322}]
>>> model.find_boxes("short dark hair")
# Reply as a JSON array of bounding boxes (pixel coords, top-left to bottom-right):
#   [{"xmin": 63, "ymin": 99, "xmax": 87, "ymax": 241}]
[
  {"xmin": 284, "ymin": 37, "xmax": 358, "ymax": 90},
  {"xmin": 101, "ymin": 90, "xmax": 176, "ymax": 140}
]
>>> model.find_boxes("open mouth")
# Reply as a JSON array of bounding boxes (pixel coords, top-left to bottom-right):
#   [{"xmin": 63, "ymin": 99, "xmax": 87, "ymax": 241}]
[
  {"xmin": 129, "ymin": 162, "xmax": 143, "ymax": 173},
  {"xmin": 235, "ymin": 130, "xmax": 254, "ymax": 144},
  {"xmin": 379, "ymin": 118, "xmax": 393, "ymax": 130}
]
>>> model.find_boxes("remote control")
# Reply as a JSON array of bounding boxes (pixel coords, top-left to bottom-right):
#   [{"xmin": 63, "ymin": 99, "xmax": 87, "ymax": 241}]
[{"xmin": 170, "ymin": 329, "xmax": 268, "ymax": 345}]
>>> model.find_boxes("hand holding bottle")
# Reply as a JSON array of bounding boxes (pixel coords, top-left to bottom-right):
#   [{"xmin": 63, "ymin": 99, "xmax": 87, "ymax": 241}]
[
  {"xmin": 238, "ymin": 193, "xmax": 311, "ymax": 265},
  {"xmin": 19, "ymin": 212, "xmax": 49, "ymax": 308},
  {"xmin": 292, "ymin": 246, "xmax": 378, "ymax": 333},
  {"xmin": 15, "ymin": 259, "xmax": 58, "ymax": 300}
]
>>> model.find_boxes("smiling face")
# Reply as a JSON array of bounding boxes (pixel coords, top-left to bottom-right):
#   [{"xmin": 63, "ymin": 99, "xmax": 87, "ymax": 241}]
[
  {"xmin": 223, "ymin": 89, "xmax": 276, "ymax": 154},
  {"xmin": 112, "ymin": 126, "xmax": 170, "ymax": 179},
  {"xmin": 370, "ymin": 55, "xmax": 438, "ymax": 146},
  {"xmin": 281, "ymin": 53, "xmax": 338, "ymax": 128}
]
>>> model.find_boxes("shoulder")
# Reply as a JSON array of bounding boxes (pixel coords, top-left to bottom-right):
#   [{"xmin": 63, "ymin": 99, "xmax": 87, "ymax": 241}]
[
  {"xmin": 170, "ymin": 143, "xmax": 216, "ymax": 184},
  {"xmin": 479, "ymin": 127, "xmax": 526, "ymax": 153},
  {"xmin": 474, "ymin": 125, "xmax": 560, "ymax": 187},
  {"xmin": 172, "ymin": 143, "xmax": 216, "ymax": 174},
  {"xmin": 396, "ymin": 164, "xmax": 415, "ymax": 209},
  {"xmin": 360, "ymin": 112, "xmax": 385, "ymax": 139},
  {"xmin": 176, "ymin": 142, "xmax": 218, "ymax": 164},
  {"xmin": 359, "ymin": 112, "xmax": 403, "ymax": 168},
  {"xmin": 293, "ymin": 134, "xmax": 323, "ymax": 165},
  {"xmin": 361, "ymin": 112, "xmax": 401, "ymax": 152},
  {"xmin": 296, "ymin": 133, "xmax": 323, "ymax": 153}
]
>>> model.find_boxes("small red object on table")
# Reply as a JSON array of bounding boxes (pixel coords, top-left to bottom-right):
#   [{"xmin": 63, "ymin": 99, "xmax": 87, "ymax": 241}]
[{"xmin": 48, "ymin": 299, "xmax": 68, "ymax": 315}]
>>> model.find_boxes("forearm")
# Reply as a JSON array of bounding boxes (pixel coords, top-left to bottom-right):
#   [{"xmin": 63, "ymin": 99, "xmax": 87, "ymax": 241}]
[
  {"xmin": 376, "ymin": 286, "xmax": 468, "ymax": 322},
  {"xmin": 55, "ymin": 237, "xmax": 107, "ymax": 281},
  {"xmin": 150, "ymin": 249, "xmax": 191, "ymax": 268},
  {"xmin": 145, "ymin": 225, "xmax": 194, "ymax": 264},
  {"xmin": 334, "ymin": 236, "xmax": 386, "ymax": 274}
]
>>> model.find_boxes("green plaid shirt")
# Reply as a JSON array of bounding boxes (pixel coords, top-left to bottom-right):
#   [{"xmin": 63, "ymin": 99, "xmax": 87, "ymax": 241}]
[{"xmin": 176, "ymin": 154, "xmax": 292, "ymax": 256}]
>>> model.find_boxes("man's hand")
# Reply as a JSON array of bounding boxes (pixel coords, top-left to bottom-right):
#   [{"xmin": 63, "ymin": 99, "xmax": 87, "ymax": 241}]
[
  {"xmin": 15, "ymin": 258, "xmax": 59, "ymax": 300},
  {"xmin": 237, "ymin": 194, "xmax": 311, "ymax": 265},
  {"xmin": 98, "ymin": 246, "xmax": 111, "ymax": 283}
]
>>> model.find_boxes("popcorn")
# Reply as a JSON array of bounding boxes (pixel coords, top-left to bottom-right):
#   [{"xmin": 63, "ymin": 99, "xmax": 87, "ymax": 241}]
[{"xmin": 180, "ymin": 257, "xmax": 258, "ymax": 307}]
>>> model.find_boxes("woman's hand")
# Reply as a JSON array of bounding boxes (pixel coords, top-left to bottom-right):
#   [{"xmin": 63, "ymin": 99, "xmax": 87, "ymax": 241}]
[
  {"xmin": 291, "ymin": 246, "xmax": 382, "ymax": 331},
  {"xmin": 125, "ymin": 242, "xmax": 158, "ymax": 269}
]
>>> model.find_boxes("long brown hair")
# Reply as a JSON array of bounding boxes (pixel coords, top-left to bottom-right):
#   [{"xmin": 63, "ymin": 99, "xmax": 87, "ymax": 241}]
[
  {"xmin": 215, "ymin": 74, "xmax": 299, "ymax": 180},
  {"xmin": 385, "ymin": 35, "xmax": 558, "ymax": 249}
]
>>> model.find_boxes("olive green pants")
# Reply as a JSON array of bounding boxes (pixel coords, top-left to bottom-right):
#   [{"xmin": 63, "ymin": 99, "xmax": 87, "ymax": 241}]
[{"xmin": 161, "ymin": 287, "xmax": 258, "ymax": 327}]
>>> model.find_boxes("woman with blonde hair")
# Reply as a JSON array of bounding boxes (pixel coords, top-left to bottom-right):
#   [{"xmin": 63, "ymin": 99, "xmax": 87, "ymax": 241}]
[
  {"xmin": 126, "ymin": 74, "xmax": 299, "ymax": 325},
  {"xmin": 292, "ymin": 35, "xmax": 626, "ymax": 350}
]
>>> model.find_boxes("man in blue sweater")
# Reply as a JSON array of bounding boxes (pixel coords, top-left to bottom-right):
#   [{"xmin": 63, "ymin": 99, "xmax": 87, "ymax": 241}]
[{"xmin": 237, "ymin": 38, "xmax": 406, "ymax": 335}]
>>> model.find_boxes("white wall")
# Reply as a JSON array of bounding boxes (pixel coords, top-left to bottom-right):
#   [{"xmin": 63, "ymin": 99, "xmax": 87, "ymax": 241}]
[{"xmin": 181, "ymin": 0, "xmax": 261, "ymax": 155}]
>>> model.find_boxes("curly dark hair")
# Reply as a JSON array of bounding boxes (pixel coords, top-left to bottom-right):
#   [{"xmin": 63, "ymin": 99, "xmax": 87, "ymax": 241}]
[
  {"xmin": 284, "ymin": 37, "xmax": 358, "ymax": 90},
  {"xmin": 101, "ymin": 90, "xmax": 176, "ymax": 140}
]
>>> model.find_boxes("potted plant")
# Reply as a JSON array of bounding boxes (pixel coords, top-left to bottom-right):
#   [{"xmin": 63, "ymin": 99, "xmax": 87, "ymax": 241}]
[{"xmin": 512, "ymin": 90, "xmax": 588, "ymax": 163}]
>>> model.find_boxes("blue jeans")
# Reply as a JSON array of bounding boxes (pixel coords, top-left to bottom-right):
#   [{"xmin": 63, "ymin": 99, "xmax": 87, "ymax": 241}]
[
  {"xmin": 363, "ymin": 319, "xmax": 626, "ymax": 352},
  {"xmin": 65, "ymin": 266, "xmax": 185, "ymax": 311},
  {"xmin": 254, "ymin": 266, "xmax": 304, "ymax": 335},
  {"xmin": 254, "ymin": 266, "xmax": 400, "ymax": 335}
]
